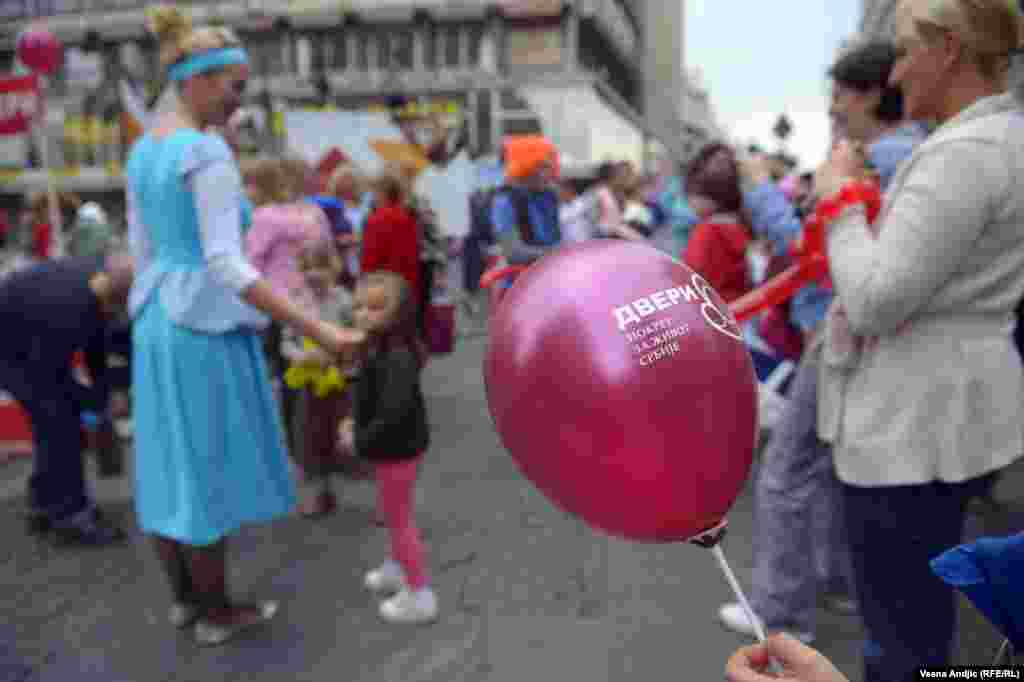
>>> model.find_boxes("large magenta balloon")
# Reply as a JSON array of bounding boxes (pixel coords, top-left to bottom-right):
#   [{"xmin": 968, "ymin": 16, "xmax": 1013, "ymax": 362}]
[
  {"xmin": 17, "ymin": 29, "xmax": 63, "ymax": 76},
  {"xmin": 485, "ymin": 240, "xmax": 758, "ymax": 543}
]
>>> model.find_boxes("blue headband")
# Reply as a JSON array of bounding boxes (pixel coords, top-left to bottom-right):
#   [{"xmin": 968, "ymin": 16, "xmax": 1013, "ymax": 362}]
[{"xmin": 168, "ymin": 47, "xmax": 248, "ymax": 82}]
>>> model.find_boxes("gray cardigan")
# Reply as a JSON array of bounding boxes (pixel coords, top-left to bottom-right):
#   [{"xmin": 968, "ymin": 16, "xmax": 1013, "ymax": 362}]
[{"xmin": 820, "ymin": 93, "xmax": 1024, "ymax": 486}]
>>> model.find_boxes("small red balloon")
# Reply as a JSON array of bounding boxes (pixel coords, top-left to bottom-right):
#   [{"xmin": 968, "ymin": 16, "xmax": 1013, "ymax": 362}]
[
  {"xmin": 485, "ymin": 241, "xmax": 758, "ymax": 543},
  {"xmin": 17, "ymin": 29, "xmax": 64, "ymax": 76}
]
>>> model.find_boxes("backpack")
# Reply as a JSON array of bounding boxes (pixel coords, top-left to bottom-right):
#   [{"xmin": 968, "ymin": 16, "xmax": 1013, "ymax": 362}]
[
  {"xmin": 470, "ymin": 185, "xmax": 534, "ymax": 243},
  {"xmin": 463, "ymin": 185, "xmax": 544, "ymax": 292}
]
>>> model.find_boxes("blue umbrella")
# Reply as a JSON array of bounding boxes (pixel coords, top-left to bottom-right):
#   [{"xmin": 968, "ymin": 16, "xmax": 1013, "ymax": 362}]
[{"xmin": 931, "ymin": 531, "xmax": 1024, "ymax": 650}]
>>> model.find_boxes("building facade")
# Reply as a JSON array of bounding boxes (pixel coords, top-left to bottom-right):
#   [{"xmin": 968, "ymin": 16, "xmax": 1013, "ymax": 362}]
[
  {"xmin": 859, "ymin": 0, "xmax": 898, "ymax": 39},
  {"xmin": 679, "ymin": 67, "xmax": 721, "ymax": 158},
  {"xmin": 0, "ymin": 0, "xmax": 714, "ymax": 202}
]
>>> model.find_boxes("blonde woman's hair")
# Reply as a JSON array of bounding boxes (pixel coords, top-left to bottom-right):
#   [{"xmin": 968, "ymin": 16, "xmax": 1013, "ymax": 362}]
[
  {"xmin": 903, "ymin": 0, "xmax": 1024, "ymax": 80},
  {"xmin": 147, "ymin": 4, "xmax": 243, "ymax": 69},
  {"xmin": 240, "ymin": 158, "xmax": 290, "ymax": 206}
]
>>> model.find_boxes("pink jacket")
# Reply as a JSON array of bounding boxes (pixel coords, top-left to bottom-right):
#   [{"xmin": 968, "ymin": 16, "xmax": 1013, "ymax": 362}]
[{"xmin": 244, "ymin": 202, "xmax": 330, "ymax": 297}]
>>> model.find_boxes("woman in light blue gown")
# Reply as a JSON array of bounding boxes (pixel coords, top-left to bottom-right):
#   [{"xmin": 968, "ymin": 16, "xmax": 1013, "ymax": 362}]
[{"xmin": 128, "ymin": 7, "xmax": 363, "ymax": 646}]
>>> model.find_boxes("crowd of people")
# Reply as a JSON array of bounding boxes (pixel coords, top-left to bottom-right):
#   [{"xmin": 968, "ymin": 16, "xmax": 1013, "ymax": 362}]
[{"xmin": 1, "ymin": 0, "xmax": 1023, "ymax": 679}]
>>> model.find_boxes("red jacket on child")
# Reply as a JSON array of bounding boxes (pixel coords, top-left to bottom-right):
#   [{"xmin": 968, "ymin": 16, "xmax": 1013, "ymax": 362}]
[{"xmin": 683, "ymin": 217, "xmax": 752, "ymax": 303}]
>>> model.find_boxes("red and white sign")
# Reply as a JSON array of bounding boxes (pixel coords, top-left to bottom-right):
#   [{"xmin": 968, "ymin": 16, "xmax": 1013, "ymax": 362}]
[{"xmin": 0, "ymin": 74, "xmax": 41, "ymax": 136}]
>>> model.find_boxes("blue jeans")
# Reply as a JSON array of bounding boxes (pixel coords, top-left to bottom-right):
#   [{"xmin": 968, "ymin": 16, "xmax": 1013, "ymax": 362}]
[
  {"xmin": 0, "ymin": 361, "xmax": 89, "ymax": 521},
  {"xmin": 843, "ymin": 473, "xmax": 998, "ymax": 682}
]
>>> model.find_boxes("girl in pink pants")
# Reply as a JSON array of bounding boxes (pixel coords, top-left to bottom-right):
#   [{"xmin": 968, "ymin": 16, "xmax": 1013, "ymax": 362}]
[{"xmin": 339, "ymin": 270, "xmax": 435, "ymax": 624}]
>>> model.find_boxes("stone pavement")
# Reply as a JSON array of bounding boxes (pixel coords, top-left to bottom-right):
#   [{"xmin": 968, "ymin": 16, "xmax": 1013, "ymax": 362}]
[{"xmin": 2, "ymin": 329, "xmax": 1022, "ymax": 681}]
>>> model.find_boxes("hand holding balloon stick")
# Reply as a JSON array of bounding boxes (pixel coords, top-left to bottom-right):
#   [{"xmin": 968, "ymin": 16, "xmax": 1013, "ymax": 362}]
[{"xmin": 481, "ymin": 241, "xmax": 767, "ymax": 645}]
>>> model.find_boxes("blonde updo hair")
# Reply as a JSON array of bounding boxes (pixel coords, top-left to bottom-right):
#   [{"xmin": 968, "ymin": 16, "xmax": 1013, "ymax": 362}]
[
  {"xmin": 240, "ymin": 158, "xmax": 290, "ymax": 206},
  {"xmin": 903, "ymin": 0, "xmax": 1024, "ymax": 81},
  {"xmin": 279, "ymin": 157, "xmax": 317, "ymax": 202},
  {"xmin": 147, "ymin": 4, "xmax": 243, "ymax": 70}
]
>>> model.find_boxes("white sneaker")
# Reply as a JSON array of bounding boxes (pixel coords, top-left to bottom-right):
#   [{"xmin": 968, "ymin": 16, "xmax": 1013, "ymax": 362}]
[
  {"xmin": 379, "ymin": 587, "xmax": 438, "ymax": 625},
  {"xmin": 363, "ymin": 560, "xmax": 406, "ymax": 593},
  {"xmin": 717, "ymin": 603, "xmax": 815, "ymax": 644}
]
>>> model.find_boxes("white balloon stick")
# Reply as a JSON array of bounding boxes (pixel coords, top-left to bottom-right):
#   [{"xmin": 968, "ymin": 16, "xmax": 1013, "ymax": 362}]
[{"xmin": 711, "ymin": 543, "xmax": 767, "ymax": 643}]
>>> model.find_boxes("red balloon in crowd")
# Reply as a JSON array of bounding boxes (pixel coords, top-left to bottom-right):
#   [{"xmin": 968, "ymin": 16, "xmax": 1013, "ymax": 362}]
[
  {"xmin": 484, "ymin": 241, "xmax": 758, "ymax": 543},
  {"xmin": 16, "ymin": 29, "xmax": 64, "ymax": 76}
]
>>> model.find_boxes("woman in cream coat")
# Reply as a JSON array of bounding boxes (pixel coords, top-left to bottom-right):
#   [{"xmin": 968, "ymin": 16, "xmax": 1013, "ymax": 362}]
[{"xmin": 814, "ymin": 1, "xmax": 1024, "ymax": 679}]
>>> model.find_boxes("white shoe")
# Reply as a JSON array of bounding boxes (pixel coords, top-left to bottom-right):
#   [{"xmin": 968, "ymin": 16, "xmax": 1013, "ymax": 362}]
[
  {"xmin": 717, "ymin": 603, "xmax": 815, "ymax": 644},
  {"xmin": 363, "ymin": 560, "xmax": 406, "ymax": 593},
  {"xmin": 718, "ymin": 602, "xmax": 764, "ymax": 638},
  {"xmin": 379, "ymin": 587, "xmax": 438, "ymax": 625}
]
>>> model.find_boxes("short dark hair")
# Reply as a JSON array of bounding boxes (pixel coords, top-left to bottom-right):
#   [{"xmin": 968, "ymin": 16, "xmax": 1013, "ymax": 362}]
[
  {"xmin": 828, "ymin": 41, "xmax": 904, "ymax": 123},
  {"xmin": 686, "ymin": 143, "xmax": 742, "ymax": 214}
]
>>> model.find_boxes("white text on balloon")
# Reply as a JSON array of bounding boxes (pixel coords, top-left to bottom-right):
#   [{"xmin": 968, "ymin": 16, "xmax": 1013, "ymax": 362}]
[
  {"xmin": 691, "ymin": 273, "xmax": 743, "ymax": 342},
  {"xmin": 632, "ymin": 323, "xmax": 690, "ymax": 355},
  {"xmin": 613, "ymin": 285, "xmax": 700, "ymax": 331}
]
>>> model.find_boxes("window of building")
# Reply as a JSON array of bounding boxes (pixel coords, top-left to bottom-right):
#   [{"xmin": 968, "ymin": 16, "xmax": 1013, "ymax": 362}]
[
  {"xmin": 500, "ymin": 89, "xmax": 531, "ymax": 111},
  {"xmin": 478, "ymin": 28, "xmax": 498, "ymax": 71},
  {"xmin": 355, "ymin": 32, "xmax": 370, "ymax": 72},
  {"xmin": 366, "ymin": 32, "xmax": 380, "ymax": 71},
  {"xmin": 331, "ymin": 32, "xmax": 348, "ymax": 71},
  {"xmin": 245, "ymin": 33, "xmax": 281, "ymax": 75},
  {"xmin": 392, "ymin": 28, "xmax": 415, "ymax": 70},
  {"xmin": 466, "ymin": 24, "xmax": 483, "ymax": 68},
  {"xmin": 423, "ymin": 26, "xmax": 437, "ymax": 70},
  {"xmin": 295, "ymin": 37, "xmax": 312, "ymax": 79},
  {"xmin": 374, "ymin": 29, "xmax": 414, "ymax": 71},
  {"xmin": 476, "ymin": 89, "xmax": 493, "ymax": 155},
  {"xmin": 308, "ymin": 33, "xmax": 328, "ymax": 73},
  {"xmin": 377, "ymin": 32, "xmax": 391, "ymax": 71},
  {"xmin": 280, "ymin": 34, "xmax": 296, "ymax": 75},
  {"xmin": 443, "ymin": 25, "xmax": 460, "ymax": 68},
  {"xmin": 502, "ymin": 117, "xmax": 543, "ymax": 136},
  {"xmin": 577, "ymin": 21, "xmax": 638, "ymax": 108}
]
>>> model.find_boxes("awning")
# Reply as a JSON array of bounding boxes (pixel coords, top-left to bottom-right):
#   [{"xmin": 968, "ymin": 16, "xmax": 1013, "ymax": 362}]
[{"xmin": 519, "ymin": 84, "xmax": 645, "ymax": 168}]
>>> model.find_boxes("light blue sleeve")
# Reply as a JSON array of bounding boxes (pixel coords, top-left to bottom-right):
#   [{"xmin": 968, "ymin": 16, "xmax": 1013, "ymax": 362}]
[
  {"xmin": 126, "ymin": 184, "xmax": 152, "ymax": 274},
  {"xmin": 744, "ymin": 181, "xmax": 802, "ymax": 256},
  {"xmin": 185, "ymin": 136, "xmax": 260, "ymax": 293},
  {"xmin": 868, "ymin": 132, "xmax": 921, "ymax": 192},
  {"xmin": 490, "ymin": 194, "xmax": 518, "ymax": 235},
  {"xmin": 790, "ymin": 285, "xmax": 834, "ymax": 332}
]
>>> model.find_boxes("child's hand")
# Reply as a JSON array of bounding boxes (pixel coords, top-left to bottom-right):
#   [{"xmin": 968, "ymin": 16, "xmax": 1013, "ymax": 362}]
[
  {"xmin": 300, "ymin": 347, "xmax": 331, "ymax": 368},
  {"xmin": 338, "ymin": 418, "xmax": 355, "ymax": 452},
  {"xmin": 314, "ymin": 322, "xmax": 366, "ymax": 359}
]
